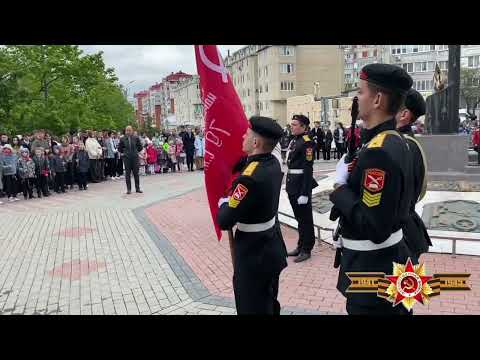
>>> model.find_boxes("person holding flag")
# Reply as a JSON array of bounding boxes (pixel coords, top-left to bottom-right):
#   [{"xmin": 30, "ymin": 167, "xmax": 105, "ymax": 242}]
[{"xmin": 217, "ymin": 116, "xmax": 287, "ymax": 315}]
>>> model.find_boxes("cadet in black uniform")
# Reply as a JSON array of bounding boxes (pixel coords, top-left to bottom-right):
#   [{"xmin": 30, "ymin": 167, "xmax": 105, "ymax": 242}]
[
  {"xmin": 217, "ymin": 116, "xmax": 287, "ymax": 315},
  {"xmin": 329, "ymin": 64, "xmax": 415, "ymax": 315},
  {"xmin": 395, "ymin": 88, "xmax": 432, "ymax": 259},
  {"xmin": 286, "ymin": 115, "xmax": 318, "ymax": 263}
]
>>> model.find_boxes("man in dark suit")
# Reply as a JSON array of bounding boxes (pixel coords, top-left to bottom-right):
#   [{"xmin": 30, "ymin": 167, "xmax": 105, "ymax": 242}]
[
  {"xmin": 118, "ymin": 126, "xmax": 143, "ymax": 194},
  {"xmin": 182, "ymin": 126, "xmax": 196, "ymax": 171},
  {"xmin": 310, "ymin": 121, "xmax": 324, "ymax": 161}
]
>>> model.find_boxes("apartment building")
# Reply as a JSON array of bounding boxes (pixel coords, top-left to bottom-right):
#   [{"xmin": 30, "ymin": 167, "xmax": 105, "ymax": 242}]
[
  {"xmin": 172, "ymin": 75, "xmax": 203, "ymax": 128},
  {"xmin": 225, "ymin": 45, "xmax": 344, "ymax": 126},
  {"xmin": 224, "ymin": 45, "xmax": 260, "ymax": 119},
  {"xmin": 342, "ymin": 45, "xmax": 391, "ymax": 90}
]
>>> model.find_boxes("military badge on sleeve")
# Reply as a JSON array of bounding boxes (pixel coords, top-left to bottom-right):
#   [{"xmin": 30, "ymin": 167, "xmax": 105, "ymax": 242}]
[
  {"xmin": 362, "ymin": 168, "xmax": 385, "ymax": 207},
  {"xmin": 306, "ymin": 147, "xmax": 313, "ymax": 161},
  {"xmin": 229, "ymin": 183, "xmax": 249, "ymax": 208}
]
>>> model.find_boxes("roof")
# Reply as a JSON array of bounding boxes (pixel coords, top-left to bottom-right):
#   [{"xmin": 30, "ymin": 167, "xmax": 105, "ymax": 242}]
[
  {"xmin": 149, "ymin": 83, "xmax": 163, "ymax": 91},
  {"xmin": 134, "ymin": 90, "xmax": 149, "ymax": 98},
  {"xmin": 165, "ymin": 71, "xmax": 192, "ymax": 82}
]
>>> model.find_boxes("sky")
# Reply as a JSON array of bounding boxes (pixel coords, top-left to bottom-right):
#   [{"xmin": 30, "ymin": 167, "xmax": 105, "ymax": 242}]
[{"xmin": 79, "ymin": 45, "xmax": 245, "ymax": 99}]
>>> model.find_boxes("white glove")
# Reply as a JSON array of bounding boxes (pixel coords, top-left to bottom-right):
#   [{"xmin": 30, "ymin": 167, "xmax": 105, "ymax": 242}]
[
  {"xmin": 218, "ymin": 197, "xmax": 230, "ymax": 208},
  {"xmin": 332, "ymin": 236, "xmax": 343, "ymax": 249},
  {"xmin": 334, "ymin": 154, "xmax": 350, "ymax": 186},
  {"xmin": 297, "ymin": 196, "xmax": 309, "ymax": 205}
]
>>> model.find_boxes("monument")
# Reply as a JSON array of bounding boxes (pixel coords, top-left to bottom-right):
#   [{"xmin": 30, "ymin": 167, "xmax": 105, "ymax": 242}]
[{"xmin": 418, "ymin": 45, "xmax": 479, "ymax": 181}]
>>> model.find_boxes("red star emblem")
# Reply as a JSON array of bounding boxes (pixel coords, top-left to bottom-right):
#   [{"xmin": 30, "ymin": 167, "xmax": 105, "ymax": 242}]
[{"xmin": 385, "ymin": 258, "xmax": 432, "ymax": 307}]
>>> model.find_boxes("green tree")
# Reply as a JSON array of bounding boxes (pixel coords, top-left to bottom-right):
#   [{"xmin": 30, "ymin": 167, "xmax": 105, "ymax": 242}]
[
  {"xmin": 460, "ymin": 67, "xmax": 480, "ymax": 120},
  {"xmin": 0, "ymin": 45, "xmax": 134, "ymax": 136}
]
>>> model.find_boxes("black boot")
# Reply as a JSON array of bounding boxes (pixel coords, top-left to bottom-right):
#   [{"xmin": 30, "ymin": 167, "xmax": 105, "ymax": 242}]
[
  {"xmin": 294, "ymin": 251, "xmax": 311, "ymax": 263},
  {"xmin": 287, "ymin": 248, "xmax": 301, "ymax": 257}
]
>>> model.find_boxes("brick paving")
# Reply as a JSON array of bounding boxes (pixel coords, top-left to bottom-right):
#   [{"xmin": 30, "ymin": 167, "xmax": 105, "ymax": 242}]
[{"xmin": 0, "ymin": 166, "xmax": 479, "ymax": 315}]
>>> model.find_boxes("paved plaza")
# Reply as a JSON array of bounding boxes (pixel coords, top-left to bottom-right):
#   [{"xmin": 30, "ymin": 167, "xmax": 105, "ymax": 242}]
[{"xmin": 0, "ymin": 162, "xmax": 479, "ymax": 315}]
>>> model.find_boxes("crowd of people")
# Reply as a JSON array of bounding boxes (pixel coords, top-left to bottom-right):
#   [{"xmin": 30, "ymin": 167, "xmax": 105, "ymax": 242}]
[{"xmin": 0, "ymin": 126, "xmax": 206, "ymax": 204}]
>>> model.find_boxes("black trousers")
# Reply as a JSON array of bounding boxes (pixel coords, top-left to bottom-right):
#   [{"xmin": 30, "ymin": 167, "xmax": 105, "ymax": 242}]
[
  {"xmin": 36, "ymin": 176, "xmax": 49, "ymax": 196},
  {"xmin": 104, "ymin": 158, "xmax": 115, "ymax": 177},
  {"xmin": 186, "ymin": 152, "xmax": 194, "ymax": 171},
  {"xmin": 22, "ymin": 178, "xmax": 35, "ymax": 198},
  {"xmin": 65, "ymin": 162, "xmax": 74, "ymax": 186},
  {"xmin": 314, "ymin": 143, "xmax": 322, "ymax": 160},
  {"xmin": 233, "ymin": 272, "xmax": 281, "ymax": 315},
  {"xmin": 123, "ymin": 157, "xmax": 140, "ymax": 192},
  {"xmin": 323, "ymin": 144, "xmax": 331, "ymax": 160},
  {"xmin": 89, "ymin": 159, "xmax": 98, "ymax": 182},
  {"xmin": 116, "ymin": 156, "xmax": 124, "ymax": 176},
  {"xmin": 335, "ymin": 142, "xmax": 345, "ymax": 158},
  {"xmin": 346, "ymin": 298, "xmax": 412, "ymax": 315},
  {"xmin": 77, "ymin": 172, "xmax": 88, "ymax": 189},
  {"xmin": 3, "ymin": 175, "xmax": 17, "ymax": 198},
  {"xmin": 288, "ymin": 194, "xmax": 315, "ymax": 253},
  {"xmin": 97, "ymin": 159, "xmax": 105, "ymax": 180},
  {"xmin": 54, "ymin": 172, "xmax": 66, "ymax": 192},
  {"xmin": 477, "ymin": 148, "xmax": 480, "ymax": 165}
]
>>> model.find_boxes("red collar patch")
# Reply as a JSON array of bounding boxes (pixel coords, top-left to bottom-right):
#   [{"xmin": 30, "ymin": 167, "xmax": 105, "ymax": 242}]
[{"xmin": 363, "ymin": 168, "xmax": 385, "ymax": 193}]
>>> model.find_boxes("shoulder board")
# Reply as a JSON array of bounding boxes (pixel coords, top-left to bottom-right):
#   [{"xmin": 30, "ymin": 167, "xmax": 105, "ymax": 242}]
[
  {"xmin": 303, "ymin": 135, "xmax": 311, "ymax": 142},
  {"xmin": 242, "ymin": 161, "xmax": 259, "ymax": 176},
  {"xmin": 403, "ymin": 134, "xmax": 428, "ymax": 202},
  {"xmin": 367, "ymin": 130, "xmax": 403, "ymax": 149}
]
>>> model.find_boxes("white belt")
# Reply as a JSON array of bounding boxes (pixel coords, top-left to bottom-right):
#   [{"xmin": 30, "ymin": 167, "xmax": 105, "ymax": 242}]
[
  {"xmin": 288, "ymin": 169, "xmax": 304, "ymax": 174},
  {"xmin": 341, "ymin": 229, "xmax": 403, "ymax": 251},
  {"xmin": 237, "ymin": 217, "xmax": 276, "ymax": 233}
]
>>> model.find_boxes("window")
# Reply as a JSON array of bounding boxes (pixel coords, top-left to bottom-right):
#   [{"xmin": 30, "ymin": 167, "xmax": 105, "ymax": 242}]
[
  {"xmin": 428, "ymin": 61, "xmax": 435, "ymax": 71},
  {"xmin": 402, "ymin": 63, "xmax": 408, "ymax": 71},
  {"xmin": 264, "ymin": 66, "xmax": 268, "ymax": 77},
  {"xmin": 430, "ymin": 45, "xmax": 436, "ymax": 51},
  {"xmin": 468, "ymin": 56, "xmax": 480, "ymax": 68},
  {"xmin": 259, "ymin": 85, "xmax": 262, "ymax": 93},
  {"xmin": 407, "ymin": 63, "xmax": 413, "ymax": 73},
  {"xmin": 280, "ymin": 81, "xmax": 295, "ymax": 91},
  {"xmin": 353, "ymin": 53, "xmax": 357, "ymax": 59},
  {"xmin": 373, "ymin": 49, "xmax": 377, "ymax": 57},
  {"xmin": 421, "ymin": 62, "xmax": 427, "ymax": 72},
  {"xmin": 415, "ymin": 62, "xmax": 422, "ymax": 72},
  {"xmin": 280, "ymin": 46, "xmax": 295, "ymax": 56},
  {"xmin": 247, "ymin": 89, "xmax": 250, "ymax": 96},
  {"xmin": 401, "ymin": 45, "xmax": 407, "ymax": 54},
  {"xmin": 280, "ymin": 63, "xmax": 295, "ymax": 73},
  {"xmin": 362, "ymin": 51, "xmax": 368, "ymax": 58},
  {"xmin": 265, "ymin": 83, "xmax": 268, "ymax": 93},
  {"xmin": 265, "ymin": 102, "xmax": 269, "ymax": 111}
]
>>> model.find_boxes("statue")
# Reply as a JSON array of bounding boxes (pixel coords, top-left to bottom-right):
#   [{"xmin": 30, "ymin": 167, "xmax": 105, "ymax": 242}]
[{"xmin": 425, "ymin": 46, "xmax": 461, "ymax": 134}]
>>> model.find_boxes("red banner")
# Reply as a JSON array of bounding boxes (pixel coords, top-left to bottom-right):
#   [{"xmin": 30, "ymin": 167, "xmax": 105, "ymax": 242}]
[{"xmin": 194, "ymin": 45, "xmax": 249, "ymax": 240}]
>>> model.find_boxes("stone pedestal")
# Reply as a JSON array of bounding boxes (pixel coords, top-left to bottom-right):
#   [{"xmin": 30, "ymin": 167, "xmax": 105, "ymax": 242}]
[{"xmin": 417, "ymin": 134, "xmax": 480, "ymax": 181}]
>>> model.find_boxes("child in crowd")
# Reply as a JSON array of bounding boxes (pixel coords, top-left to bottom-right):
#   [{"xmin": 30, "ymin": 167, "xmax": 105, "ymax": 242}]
[
  {"xmin": 45, "ymin": 148, "xmax": 55, "ymax": 192},
  {"xmin": 73, "ymin": 142, "xmax": 89, "ymax": 190},
  {"xmin": 1, "ymin": 144, "xmax": 19, "ymax": 202},
  {"xmin": 63, "ymin": 143, "xmax": 75, "ymax": 190},
  {"xmin": 162, "ymin": 141, "xmax": 171, "ymax": 173},
  {"xmin": 146, "ymin": 142, "xmax": 157, "ymax": 175},
  {"xmin": 175, "ymin": 137, "xmax": 184, "ymax": 172},
  {"xmin": 32, "ymin": 147, "xmax": 50, "ymax": 197},
  {"xmin": 0, "ymin": 144, "xmax": 3, "ymax": 202},
  {"xmin": 51, "ymin": 145, "xmax": 67, "ymax": 193},
  {"xmin": 168, "ymin": 139, "xmax": 177, "ymax": 173},
  {"xmin": 17, "ymin": 148, "xmax": 36, "ymax": 200},
  {"xmin": 138, "ymin": 147, "xmax": 147, "ymax": 176}
]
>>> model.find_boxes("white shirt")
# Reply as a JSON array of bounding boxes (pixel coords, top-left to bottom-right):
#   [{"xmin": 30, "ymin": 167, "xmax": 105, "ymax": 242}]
[{"xmin": 338, "ymin": 128, "xmax": 344, "ymax": 143}]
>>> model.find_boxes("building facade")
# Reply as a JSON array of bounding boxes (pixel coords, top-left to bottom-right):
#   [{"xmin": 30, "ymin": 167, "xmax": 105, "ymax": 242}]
[
  {"xmin": 172, "ymin": 75, "xmax": 203, "ymax": 128},
  {"xmin": 341, "ymin": 45, "xmax": 391, "ymax": 90},
  {"xmin": 225, "ymin": 45, "xmax": 344, "ymax": 126}
]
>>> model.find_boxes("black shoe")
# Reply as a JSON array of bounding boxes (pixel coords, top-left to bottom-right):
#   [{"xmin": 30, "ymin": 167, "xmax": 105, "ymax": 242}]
[
  {"xmin": 29, "ymin": 194, "xmax": 35, "ymax": 199},
  {"xmin": 287, "ymin": 248, "xmax": 301, "ymax": 257},
  {"xmin": 136, "ymin": 190, "xmax": 143, "ymax": 194},
  {"xmin": 294, "ymin": 252, "xmax": 311, "ymax": 263},
  {"xmin": 126, "ymin": 190, "xmax": 131, "ymax": 194},
  {"xmin": 37, "ymin": 194, "xmax": 42, "ymax": 198},
  {"xmin": 24, "ymin": 196, "xmax": 28, "ymax": 200}
]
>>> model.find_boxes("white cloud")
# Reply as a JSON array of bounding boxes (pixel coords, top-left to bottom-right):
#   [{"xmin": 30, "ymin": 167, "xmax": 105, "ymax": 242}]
[{"xmin": 79, "ymin": 45, "xmax": 245, "ymax": 97}]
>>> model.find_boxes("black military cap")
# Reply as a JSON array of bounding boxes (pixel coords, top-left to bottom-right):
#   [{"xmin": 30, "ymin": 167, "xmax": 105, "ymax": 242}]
[
  {"xmin": 404, "ymin": 88, "xmax": 426, "ymax": 120},
  {"xmin": 292, "ymin": 114, "xmax": 310, "ymax": 127},
  {"xmin": 360, "ymin": 63, "xmax": 413, "ymax": 94},
  {"xmin": 249, "ymin": 116, "xmax": 283, "ymax": 140}
]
